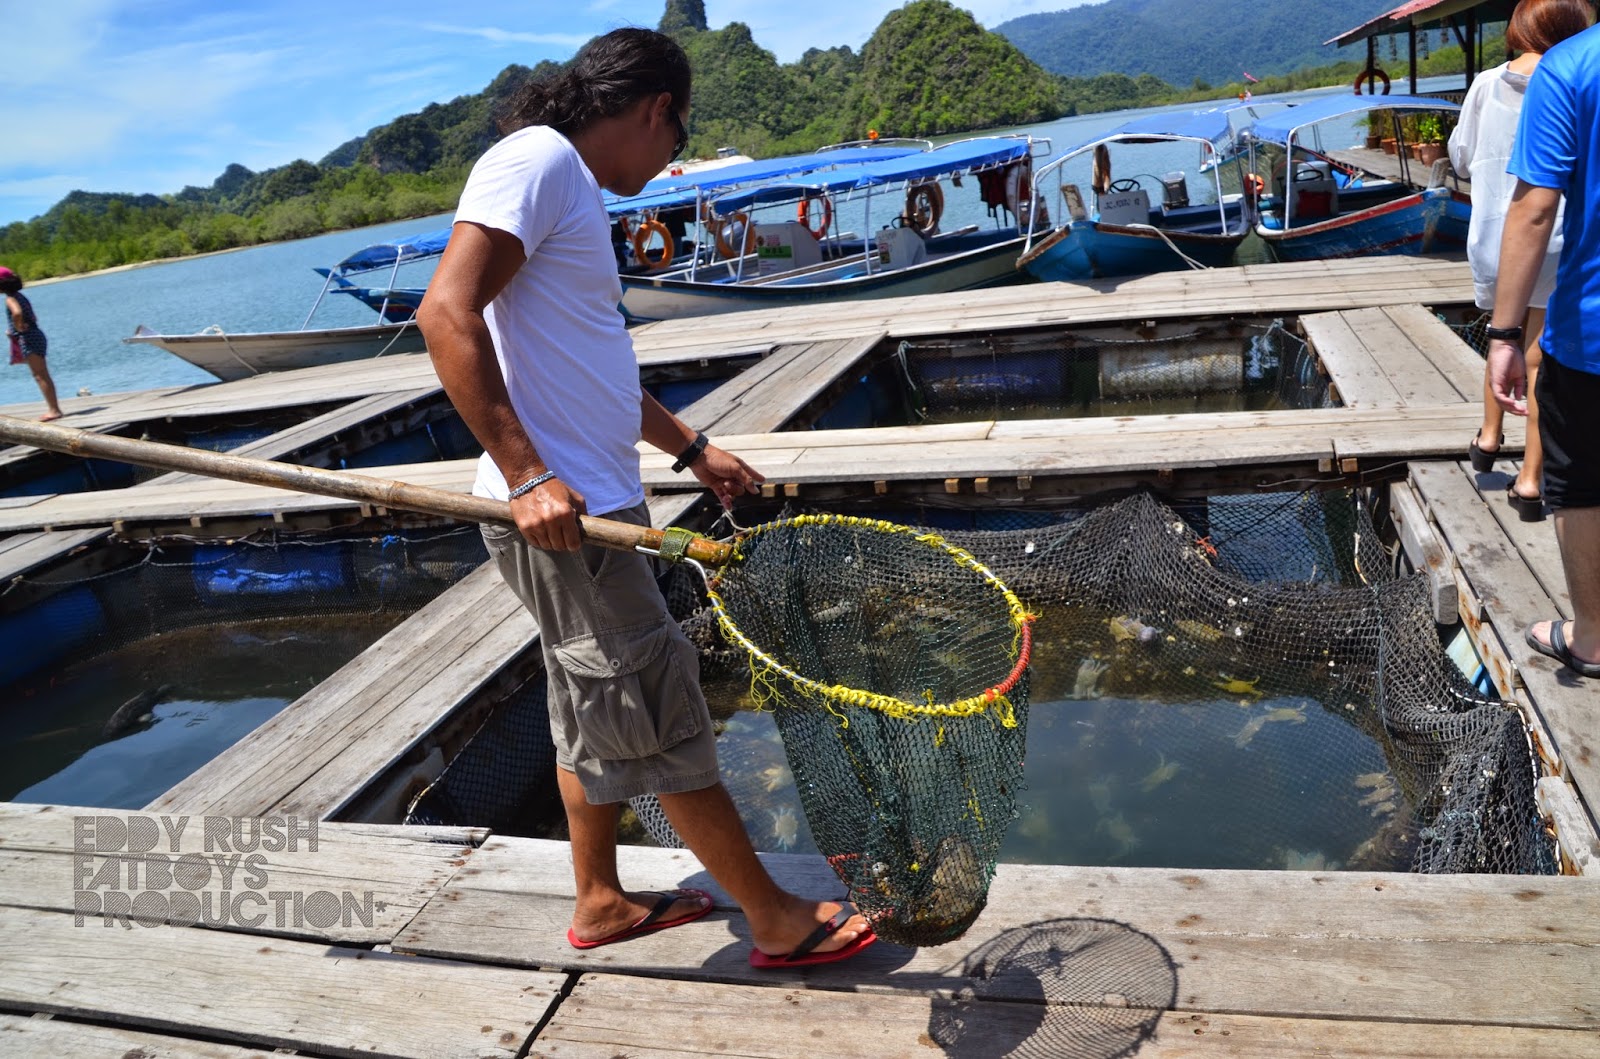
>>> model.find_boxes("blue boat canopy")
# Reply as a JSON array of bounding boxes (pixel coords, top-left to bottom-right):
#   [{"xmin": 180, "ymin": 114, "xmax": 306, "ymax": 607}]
[
  {"xmin": 1250, "ymin": 93, "xmax": 1461, "ymax": 145},
  {"xmin": 603, "ymin": 144, "xmax": 924, "ymax": 218},
  {"xmin": 710, "ymin": 137, "xmax": 1033, "ymax": 213},
  {"xmin": 321, "ymin": 225, "xmax": 456, "ymax": 277}
]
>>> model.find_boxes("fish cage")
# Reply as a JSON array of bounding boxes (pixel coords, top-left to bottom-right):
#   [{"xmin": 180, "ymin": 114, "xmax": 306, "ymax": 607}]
[
  {"xmin": 779, "ymin": 316, "xmax": 1334, "ymax": 431},
  {"xmin": 590, "ymin": 485, "xmax": 1555, "ymax": 880},
  {"xmin": 0, "ymin": 524, "xmax": 488, "ymax": 809},
  {"xmin": 0, "ymin": 393, "xmax": 481, "ymax": 499}
]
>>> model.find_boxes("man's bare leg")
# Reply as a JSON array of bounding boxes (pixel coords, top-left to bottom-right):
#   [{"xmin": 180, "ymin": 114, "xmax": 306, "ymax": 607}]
[
  {"xmin": 658, "ymin": 783, "xmax": 870, "ymax": 957},
  {"xmin": 1528, "ymin": 506, "xmax": 1600, "ymax": 666},
  {"xmin": 559, "ymin": 767, "xmax": 709, "ymax": 943}
]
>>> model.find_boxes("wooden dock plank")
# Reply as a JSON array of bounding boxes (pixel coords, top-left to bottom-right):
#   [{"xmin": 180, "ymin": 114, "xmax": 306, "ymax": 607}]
[
  {"xmin": 1384, "ymin": 303, "xmax": 1488, "ymax": 401},
  {"xmin": 1478, "ymin": 458, "xmax": 1572, "ymax": 619},
  {"xmin": 0, "ymin": 526, "xmax": 108, "ymax": 583},
  {"xmin": 0, "ymin": 905, "xmax": 559, "ymax": 1059},
  {"xmin": 1340, "ymin": 306, "xmax": 1472, "ymax": 406},
  {"xmin": 540, "ymin": 973, "xmax": 1600, "ymax": 1059},
  {"xmin": 1298, "ymin": 311, "xmax": 1406, "ymax": 407},
  {"xmin": 395, "ymin": 837, "xmax": 1600, "ymax": 1029},
  {"xmin": 0, "ymin": 1014, "xmax": 287, "ymax": 1059},
  {"xmin": 148, "ymin": 386, "xmax": 441, "ymax": 487},
  {"xmin": 680, "ymin": 334, "xmax": 885, "ymax": 436},
  {"xmin": 1409, "ymin": 461, "xmax": 1600, "ymax": 832},
  {"xmin": 0, "ymin": 803, "xmax": 484, "ymax": 944}
]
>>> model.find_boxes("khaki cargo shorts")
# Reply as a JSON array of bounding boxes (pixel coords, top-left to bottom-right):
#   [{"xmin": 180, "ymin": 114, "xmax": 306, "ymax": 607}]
[{"xmin": 481, "ymin": 502, "xmax": 718, "ymax": 804}]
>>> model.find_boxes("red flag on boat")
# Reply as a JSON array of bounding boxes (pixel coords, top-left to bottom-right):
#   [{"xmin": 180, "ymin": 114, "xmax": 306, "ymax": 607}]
[{"xmin": 1242, "ymin": 70, "xmax": 1260, "ymax": 83}]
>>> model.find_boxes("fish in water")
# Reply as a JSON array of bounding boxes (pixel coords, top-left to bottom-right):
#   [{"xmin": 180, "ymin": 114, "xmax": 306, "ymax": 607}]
[
  {"xmin": 1281, "ymin": 848, "xmax": 1338, "ymax": 872},
  {"xmin": 1232, "ymin": 705, "xmax": 1307, "ymax": 747},
  {"xmin": 1175, "ymin": 618, "xmax": 1226, "ymax": 644},
  {"xmin": 1109, "ymin": 615, "xmax": 1161, "ymax": 644},
  {"xmin": 1069, "ymin": 657, "xmax": 1110, "ymax": 699},
  {"xmin": 770, "ymin": 807, "xmax": 799, "ymax": 851},
  {"xmin": 1214, "ymin": 674, "xmax": 1263, "ymax": 698},
  {"xmin": 102, "ymin": 685, "xmax": 171, "ymax": 738},
  {"xmin": 1098, "ymin": 812, "xmax": 1140, "ymax": 859},
  {"xmin": 1140, "ymin": 752, "xmax": 1182, "ymax": 793}
]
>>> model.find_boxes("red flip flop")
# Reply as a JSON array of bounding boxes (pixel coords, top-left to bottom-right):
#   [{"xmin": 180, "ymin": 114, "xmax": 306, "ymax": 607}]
[
  {"xmin": 749, "ymin": 902, "xmax": 877, "ymax": 969},
  {"xmin": 566, "ymin": 888, "xmax": 714, "ymax": 949}
]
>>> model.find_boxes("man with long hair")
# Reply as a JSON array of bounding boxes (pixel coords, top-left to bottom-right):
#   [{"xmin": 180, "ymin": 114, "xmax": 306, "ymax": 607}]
[{"xmin": 418, "ymin": 28, "xmax": 877, "ymax": 966}]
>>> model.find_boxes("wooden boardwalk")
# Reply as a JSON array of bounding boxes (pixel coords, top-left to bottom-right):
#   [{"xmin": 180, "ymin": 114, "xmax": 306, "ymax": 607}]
[
  {"xmin": 2, "ymin": 804, "xmax": 1596, "ymax": 1058},
  {"xmin": 7, "ymin": 254, "xmax": 1600, "ymax": 1058}
]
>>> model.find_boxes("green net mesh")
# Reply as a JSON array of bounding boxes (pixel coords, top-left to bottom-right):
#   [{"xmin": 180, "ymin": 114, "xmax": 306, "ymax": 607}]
[
  {"xmin": 624, "ymin": 490, "xmax": 1552, "ymax": 946},
  {"xmin": 700, "ymin": 515, "xmax": 1035, "ymax": 947}
]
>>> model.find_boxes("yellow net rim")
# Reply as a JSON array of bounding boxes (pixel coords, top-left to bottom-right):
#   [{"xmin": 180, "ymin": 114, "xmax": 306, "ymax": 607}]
[{"xmin": 706, "ymin": 514, "xmax": 1036, "ymax": 725}]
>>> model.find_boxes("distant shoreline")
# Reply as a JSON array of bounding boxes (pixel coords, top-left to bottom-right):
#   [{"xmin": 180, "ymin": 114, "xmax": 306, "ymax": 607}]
[{"xmin": 28, "ymin": 243, "xmax": 260, "ymax": 287}]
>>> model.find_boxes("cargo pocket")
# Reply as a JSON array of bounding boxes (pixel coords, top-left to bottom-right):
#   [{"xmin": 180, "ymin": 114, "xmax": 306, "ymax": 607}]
[{"xmin": 553, "ymin": 625, "xmax": 704, "ymax": 761}]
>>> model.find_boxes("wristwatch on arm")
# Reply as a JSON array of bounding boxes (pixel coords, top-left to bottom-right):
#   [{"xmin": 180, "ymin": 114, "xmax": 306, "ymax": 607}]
[
  {"xmin": 671, "ymin": 431, "xmax": 709, "ymax": 473},
  {"xmin": 1484, "ymin": 323, "xmax": 1523, "ymax": 341}
]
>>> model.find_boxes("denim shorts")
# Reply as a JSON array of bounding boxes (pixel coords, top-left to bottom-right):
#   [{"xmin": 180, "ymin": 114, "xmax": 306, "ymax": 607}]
[
  {"xmin": 480, "ymin": 502, "xmax": 718, "ymax": 804},
  {"xmin": 1535, "ymin": 355, "xmax": 1600, "ymax": 510}
]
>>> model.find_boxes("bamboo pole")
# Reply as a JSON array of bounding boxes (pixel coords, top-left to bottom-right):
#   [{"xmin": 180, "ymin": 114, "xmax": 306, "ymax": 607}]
[{"xmin": 0, "ymin": 416, "xmax": 732, "ymax": 566}]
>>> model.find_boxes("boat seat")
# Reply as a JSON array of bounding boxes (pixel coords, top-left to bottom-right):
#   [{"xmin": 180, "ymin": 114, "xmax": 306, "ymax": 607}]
[{"xmin": 876, "ymin": 226, "xmax": 928, "ymax": 268}]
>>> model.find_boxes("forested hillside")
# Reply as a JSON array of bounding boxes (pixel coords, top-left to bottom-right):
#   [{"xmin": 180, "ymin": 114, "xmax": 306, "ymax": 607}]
[{"xmin": 998, "ymin": 0, "xmax": 1397, "ymax": 88}]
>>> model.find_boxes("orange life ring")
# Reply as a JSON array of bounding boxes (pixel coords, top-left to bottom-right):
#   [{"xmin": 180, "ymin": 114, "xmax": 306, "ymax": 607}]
[
  {"xmin": 1353, "ymin": 68, "xmax": 1391, "ymax": 96},
  {"xmin": 1244, "ymin": 172, "xmax": 1265, "ymax": 201},
  {"xmin": 797, "ymin": 194, "xmax": 832, "ymax": 239},
  {"xmin": 712, "ymin": 211, "xmax": 757, "ymax": 258},
  {"xmin": 631, "ymin": 218, "xmax": 674, "ymax": 271},
  {"xmin": 904, "ymin": 182, "xmax": 944, "ymax": 236}
]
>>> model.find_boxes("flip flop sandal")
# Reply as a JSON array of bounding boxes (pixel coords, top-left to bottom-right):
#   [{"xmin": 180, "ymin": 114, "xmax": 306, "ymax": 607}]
[
  {"xmin": 1505, "ymin": 485, "xmax": 1545, "ymax": 523},
  {"xmin": 1468, "ymin": 434, "xmax": 1502, "ymax": 473},
  {"xmin": 749, "ymin": 901, "xmax": 878, "ymax": 969},
  {"xmin": 1524, "ymin": 621, "xmax": 1600, "ymax": 679},
  {"xmin": 567, "ymin": 888, "xmax": 714, "ymax": 949}
]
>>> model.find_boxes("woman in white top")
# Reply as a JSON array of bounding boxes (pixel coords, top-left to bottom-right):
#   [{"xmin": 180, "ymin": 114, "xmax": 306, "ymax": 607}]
[{"xmin": 1451, "ymin": 0, "xmax": 1593, "ymax": 520}]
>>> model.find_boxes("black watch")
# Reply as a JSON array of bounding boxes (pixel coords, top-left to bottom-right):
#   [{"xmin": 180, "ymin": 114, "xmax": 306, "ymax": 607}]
[
  {"xmin": 671, "ymin": 431, "xmax": 709, "ymax": 473},
  {"xmin": 1484, "ymin": 323, "xmax": 1523, "ymax": 341}
]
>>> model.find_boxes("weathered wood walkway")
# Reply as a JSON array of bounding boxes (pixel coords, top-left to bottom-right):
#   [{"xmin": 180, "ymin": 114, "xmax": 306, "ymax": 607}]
[
  {"xmin": 6, "ymin": 253, "xmax": 1600, "ymax": 1058},
  {"xmin": 2, "ymin": 804, "xmax": 1596, "ymax": 1058}
]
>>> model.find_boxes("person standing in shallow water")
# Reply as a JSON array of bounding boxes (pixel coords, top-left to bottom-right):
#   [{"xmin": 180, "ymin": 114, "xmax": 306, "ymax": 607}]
[
  {"xmin": 417, "ymin": 28, "xmax": 876, "ymax": 967},
  {"xmin": 1, "ymin": 266, "xmax": 65, "ymax": 421}
]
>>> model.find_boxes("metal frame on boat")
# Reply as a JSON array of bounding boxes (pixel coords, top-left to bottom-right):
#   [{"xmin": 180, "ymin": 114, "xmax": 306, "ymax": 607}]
[
  {"xmin": 616, "ymin": 135, "xmax": 1050, "ymax": 323},
  {"xmin": 124, "ymin": 227, "xmax": 454, "ymax": 382},
  {"xmin": 1018, "ymin": 103, "xmax": 1286, "ymax": 281},
  {"xmin": 1245, "ymin": 94, "xmax": 1466, "ymax": 261}
]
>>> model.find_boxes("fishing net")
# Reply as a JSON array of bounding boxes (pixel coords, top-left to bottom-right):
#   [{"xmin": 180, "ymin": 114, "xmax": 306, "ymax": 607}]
[
  {"xmin": 637, "ymin": 491, "xmax": 1552, "ymax": 932},
  {"xmin": 683, "ymin": 514, "xmax": 1036, "ymax": 948}
]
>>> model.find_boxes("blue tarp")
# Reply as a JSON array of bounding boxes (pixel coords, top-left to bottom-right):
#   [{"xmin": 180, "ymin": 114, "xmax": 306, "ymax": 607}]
[
  {"xmin": 325, "ymin": 225, "xmax": 456, "ymax": 276},
  {"xmin": 710, "ymin": 137, "xmax": 1032, "ymax": 213},
  {"xmin": 603, "ymin": 144, "xmax": 924, "ymax": 217},
  {"xmin": 1250, "ymin": 93, "xmax": 1461, "ymax": 145}
]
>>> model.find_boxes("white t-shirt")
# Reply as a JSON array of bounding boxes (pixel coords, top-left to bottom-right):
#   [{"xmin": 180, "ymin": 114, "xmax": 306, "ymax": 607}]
[
  {"xmin": 455, "ymin": 125, "xmax": 644, "ymax": 514},
  {"xmin": 1448, "ymin": 62, "xmax": 1564, "ymax": 310}
]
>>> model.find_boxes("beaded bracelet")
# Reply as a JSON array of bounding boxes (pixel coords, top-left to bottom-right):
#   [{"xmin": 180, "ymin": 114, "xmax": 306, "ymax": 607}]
[{"xmin": 507, "ymin": 470, "xmax": 557, "ymax": 500}]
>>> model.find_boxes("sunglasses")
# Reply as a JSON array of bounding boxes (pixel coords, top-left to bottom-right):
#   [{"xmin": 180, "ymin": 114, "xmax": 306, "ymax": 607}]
[{"xmin": 668, "ymin": 108, "xmax": 689, "ymax": 162}]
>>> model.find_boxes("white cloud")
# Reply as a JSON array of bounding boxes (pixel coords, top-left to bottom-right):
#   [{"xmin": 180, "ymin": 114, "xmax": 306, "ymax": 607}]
[{"xmin": 418, "ymin": 22, "xmax": 594, "ymax": 47}]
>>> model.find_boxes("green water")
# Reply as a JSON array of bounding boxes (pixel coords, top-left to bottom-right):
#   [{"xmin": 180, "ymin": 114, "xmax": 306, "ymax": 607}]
[
  {"xmin": 701, "ymin": 612, "xmax": 1416, "ymax": 873},
  {"xmin": 0, "ymin": 615, "xmax": 410, "ymax": 809}
]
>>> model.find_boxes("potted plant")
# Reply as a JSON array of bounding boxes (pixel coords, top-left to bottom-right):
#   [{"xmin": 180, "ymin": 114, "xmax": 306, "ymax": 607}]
[
  {"xmin": 1359, "ymin": 111, "xmax": 1385, "ymax": 150},
  {"xmin": 1414, "ymin": 113, "xmax": 1448, "ymax": 166}
]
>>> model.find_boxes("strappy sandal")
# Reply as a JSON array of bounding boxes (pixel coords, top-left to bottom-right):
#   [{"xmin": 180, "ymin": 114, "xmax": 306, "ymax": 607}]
[
  {"xmin": 1524, "ymin": 621, "xmax": 1600, "ymax": 679},
  {"xmin": 1506, "ymin": 485, "xmax": 1545, "ymax": 523},
  {"xmin": 1468, "ymin": 433, "xmax": 1502, "ymax": 473}
]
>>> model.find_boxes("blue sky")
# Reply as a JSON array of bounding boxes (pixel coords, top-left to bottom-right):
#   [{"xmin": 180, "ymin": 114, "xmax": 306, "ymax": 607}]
[{"xmin": 1, "ymin": 0, "xmax": 1075, "ymax": 226}]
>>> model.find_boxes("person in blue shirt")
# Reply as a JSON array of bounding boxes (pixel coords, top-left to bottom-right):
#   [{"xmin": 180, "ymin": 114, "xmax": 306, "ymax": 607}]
[{"xmin": 1487, "ymin": 20, "xmax": 1600, "ymax": 679}]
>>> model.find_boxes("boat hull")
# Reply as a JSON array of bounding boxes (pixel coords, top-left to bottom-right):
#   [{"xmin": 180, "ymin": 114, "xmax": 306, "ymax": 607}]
[
  {"xmin": 618, "ymin": 234, "xmax": 1027, "ymax": 323},
  {"xmin": 1019, "ymin": 221, "xmax": 1246, "ymax": 281},
  {"xmin": 124, "ymin": 323, "xmax": 427, "ymax": 382},
  {"xmin": 1255, "ymin": 187, "xmax": 1455, "ymax": 261}
]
